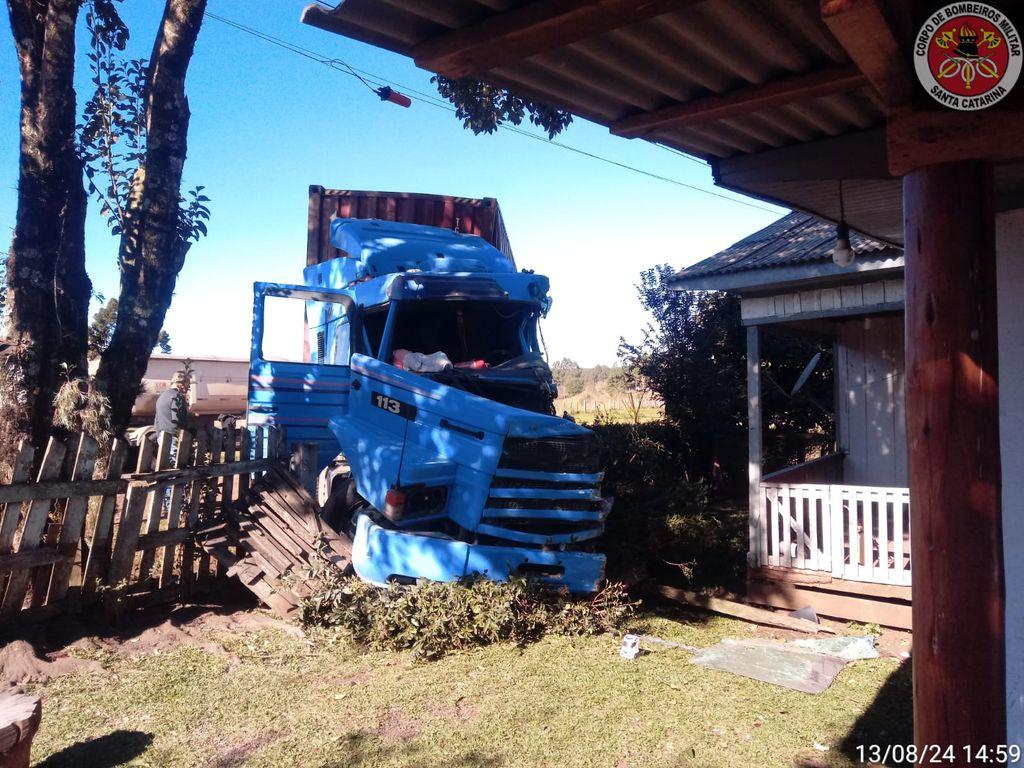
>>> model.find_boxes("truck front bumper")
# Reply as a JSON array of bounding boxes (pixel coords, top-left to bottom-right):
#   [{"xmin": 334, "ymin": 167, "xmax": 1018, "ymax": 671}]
[{"xmin": 350, "ymin": 513, "xmax": 606, "ymax": 593}]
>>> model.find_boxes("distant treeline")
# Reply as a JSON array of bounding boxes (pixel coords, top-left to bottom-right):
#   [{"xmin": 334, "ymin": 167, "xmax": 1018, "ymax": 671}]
[{"xmin": 549, "ymin": 359, "xmax": 631, "ymax": 398}]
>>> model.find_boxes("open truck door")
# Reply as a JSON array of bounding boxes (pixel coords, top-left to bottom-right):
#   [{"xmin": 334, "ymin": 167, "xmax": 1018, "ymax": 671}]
[{"xmin": 247, "ymin": 283, "xmax": 353, "ymax": 473}]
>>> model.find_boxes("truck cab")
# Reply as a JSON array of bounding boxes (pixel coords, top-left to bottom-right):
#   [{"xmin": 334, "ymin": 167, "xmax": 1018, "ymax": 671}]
[{"xmin": 247, "ymin": 217, "xmax": 610, "ymax": 592}]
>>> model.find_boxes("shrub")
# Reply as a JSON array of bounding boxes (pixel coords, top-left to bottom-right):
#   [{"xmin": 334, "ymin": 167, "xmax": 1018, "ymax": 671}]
[
  {"xmin": 593, "ymin": 420, "xmax": 748, "ymax": 588},
  {"xmin": 299, "ymin": 574, "xmax": 633, "ymax": 661}
]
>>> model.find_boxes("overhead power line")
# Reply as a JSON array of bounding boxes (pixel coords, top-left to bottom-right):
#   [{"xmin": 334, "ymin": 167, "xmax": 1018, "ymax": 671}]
[{"xmin": 205, "ymin": 11, "xmax": 782, "ymax": 216}]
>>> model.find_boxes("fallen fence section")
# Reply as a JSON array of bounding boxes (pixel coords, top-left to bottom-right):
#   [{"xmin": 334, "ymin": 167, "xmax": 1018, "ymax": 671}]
[
  {"xmin": 0, "ymin": 426, "xmax": 285, "ymax": 623},
  {"xmin": 196, "ymin": 464, "xmax": 351, "ymax": 617}
]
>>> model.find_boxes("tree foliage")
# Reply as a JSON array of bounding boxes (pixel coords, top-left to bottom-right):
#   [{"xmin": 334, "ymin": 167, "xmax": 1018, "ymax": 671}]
[
  {"xmin": 550, "ymin": 357, "xmax": 585, "ymax": 397},
  {"xmin": 619, "ymin": 265, "xmax": 833, "ymax": 491},
  {"xmin": 1, "ymin": 0, "xmax": 207, "ymax": 466},
  {"xmin": 79, "ymin": 5, "xmax": 211, "ymax": 255},
  {"xmin": 433, "ymin": 75, "xmax": 572, "ymax": 139},
  {"xmin": 88, "ymin": 298, "xmax": 171, "ymax": 358}
]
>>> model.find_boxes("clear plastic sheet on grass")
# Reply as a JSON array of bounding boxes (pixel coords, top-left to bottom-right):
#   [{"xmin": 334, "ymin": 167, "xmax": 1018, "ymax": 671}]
[{"xmin": 690, "ymin": 638, "xmax": 848, "ymax": 694}]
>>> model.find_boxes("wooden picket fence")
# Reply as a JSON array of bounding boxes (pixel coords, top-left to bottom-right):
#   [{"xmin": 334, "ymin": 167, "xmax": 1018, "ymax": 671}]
[{"xmin": 0, "ymin": 424, "xmax": 285, "ymax": 622}]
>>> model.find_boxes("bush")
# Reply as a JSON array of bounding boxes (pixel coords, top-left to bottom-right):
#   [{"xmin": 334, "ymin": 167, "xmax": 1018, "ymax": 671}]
[
  {"xmin": 299, "ymin": 574, "xmax": 633, "ymax": 661},
  {"xmin": 593, "ymin": 420, "xmax": 748, "ymax": 588}
]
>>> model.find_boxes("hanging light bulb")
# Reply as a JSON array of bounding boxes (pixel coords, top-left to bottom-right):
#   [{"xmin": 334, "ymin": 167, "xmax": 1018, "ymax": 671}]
[
  {"xmin": 833, "ymin": 220, "xmax": 853, "ymax": 267},
  {"xmin": 832, "ymin": 180, "xmax": 854, "ymax": 267}
]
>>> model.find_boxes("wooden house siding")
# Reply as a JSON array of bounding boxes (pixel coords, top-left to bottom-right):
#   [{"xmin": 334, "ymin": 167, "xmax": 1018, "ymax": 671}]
[
  {"xmin": 739, "ymin": 278, "xmax": 904, "ymax": 325},
  {"xmin": 835, "ymin": 314, "xmax": 908, "ymax": 488}
]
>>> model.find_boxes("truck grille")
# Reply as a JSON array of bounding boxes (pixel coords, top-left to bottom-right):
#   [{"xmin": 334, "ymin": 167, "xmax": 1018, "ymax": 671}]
[{"xmin": 498, "ymin": 435, "xmax": 602, "ymax": 474}]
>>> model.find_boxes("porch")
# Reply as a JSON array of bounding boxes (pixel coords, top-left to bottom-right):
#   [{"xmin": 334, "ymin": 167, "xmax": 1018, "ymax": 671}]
[
  {"xmin": 694, "ymin": 215, "xmax": 914, "ymax": 627},
  {"xmin": 748, "ymin": 454, "xmax": 912, "ymax": 629}
]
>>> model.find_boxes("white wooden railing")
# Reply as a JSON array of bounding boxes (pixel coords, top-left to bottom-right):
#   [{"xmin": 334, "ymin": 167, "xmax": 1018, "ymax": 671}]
[{"xmin": 756, "ymin": 483, "xmax": 911, "ymax": 586}]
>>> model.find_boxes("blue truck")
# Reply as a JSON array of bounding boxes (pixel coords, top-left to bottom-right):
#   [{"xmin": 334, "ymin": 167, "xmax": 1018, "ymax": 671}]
[{"xmin": 247, "ymin": 207, "xmax": 611, "ymax": 592}]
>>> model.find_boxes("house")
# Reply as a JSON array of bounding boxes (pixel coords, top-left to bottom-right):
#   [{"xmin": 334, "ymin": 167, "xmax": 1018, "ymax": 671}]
[
  {"xmin": 674, "ymin": 212, "xmax": 909, "ymax": 628},
  {"xmin": 299, "ymin": 0, "xmax": 1023, "ymax": 748}
]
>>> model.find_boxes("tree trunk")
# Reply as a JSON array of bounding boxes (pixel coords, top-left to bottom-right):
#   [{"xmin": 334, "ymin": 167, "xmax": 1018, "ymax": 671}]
[
  {"xmin": 94, "ymin": 0, "xmax": 207, "ymax": 433},
  {"xmin": 1, "ymin": 0, "xmax": 92, "ymax": 469}
]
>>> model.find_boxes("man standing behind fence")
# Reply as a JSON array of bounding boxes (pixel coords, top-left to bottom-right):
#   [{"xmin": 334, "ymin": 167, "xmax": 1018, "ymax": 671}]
[{"xmin": 154, "ymin": 370, "xmax": 191, "ymax": 437}]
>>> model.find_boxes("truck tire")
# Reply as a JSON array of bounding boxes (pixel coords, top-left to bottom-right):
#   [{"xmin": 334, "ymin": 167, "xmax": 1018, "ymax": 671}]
[{"xmin": 321, "ymin": 477, "xmax": 367, "ymax": 538}]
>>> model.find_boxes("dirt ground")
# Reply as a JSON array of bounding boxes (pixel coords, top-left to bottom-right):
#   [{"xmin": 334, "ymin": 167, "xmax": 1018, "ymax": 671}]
[{"xmin": 2, "ymin": 595, "xmax": 912, "ymax": 768}]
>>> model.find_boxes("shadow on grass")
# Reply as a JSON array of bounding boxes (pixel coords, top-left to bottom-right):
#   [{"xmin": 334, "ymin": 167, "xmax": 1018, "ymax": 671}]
[
  {"xmin": 838, "ymin": 657, "xmax": 913, "ymax": 766},
  {"xmin": 35, "ymin": 730, "xmax": 153, "ymax": 768},
  {"xmin": 316, "ymin": 729, "xmax": 504, "ymax": 768}
]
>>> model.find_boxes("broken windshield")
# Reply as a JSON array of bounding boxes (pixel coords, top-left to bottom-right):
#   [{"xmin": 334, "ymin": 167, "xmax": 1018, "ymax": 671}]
[{"xmin": 388, "ymin": 300, "xmax": 536, "ymax": 369}]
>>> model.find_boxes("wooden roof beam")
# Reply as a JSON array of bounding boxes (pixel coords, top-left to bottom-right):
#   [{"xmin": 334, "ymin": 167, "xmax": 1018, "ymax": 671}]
[
  {"xmin": 820, "ymin": 0, "xmax": 912, "ymax": 108},
  {"xmin": 413, "ymin": 0, "xmax": 699, "ymax": 79},
  {"xmin": 611, "ymin": 64, "xmax": 866, "ymax": 137}
]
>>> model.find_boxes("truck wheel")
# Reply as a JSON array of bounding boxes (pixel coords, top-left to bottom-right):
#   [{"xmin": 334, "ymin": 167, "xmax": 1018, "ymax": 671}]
[{"xmin": 321, "ymin": 477, "xmax": 367, "ymax": 537}]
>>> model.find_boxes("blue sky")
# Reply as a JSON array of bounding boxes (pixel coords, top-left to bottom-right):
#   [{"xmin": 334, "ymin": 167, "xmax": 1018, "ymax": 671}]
[{"xmin": 0, "ymin": 0, "xmax": 786, "ymax": 366}]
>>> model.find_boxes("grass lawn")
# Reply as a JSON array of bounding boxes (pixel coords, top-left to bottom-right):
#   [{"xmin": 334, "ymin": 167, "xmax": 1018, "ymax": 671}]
[{"xmin": 22, "ymin": 604, "xmax": 911, "ymax": 768}]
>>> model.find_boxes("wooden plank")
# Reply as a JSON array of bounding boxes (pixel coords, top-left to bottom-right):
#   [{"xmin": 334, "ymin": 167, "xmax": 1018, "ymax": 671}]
[
  {"xmin": 845, "ymin": 320, "xmax": 868, "ymax": 484},
  {"xmin": 82, "ymin": 440, "xmax": 128, "ymax": 597},
  {"xmin": 821, "ymin": 0, "xmax": 911, "ymax": 108},
  {"xmin": 0, "ymin": 442, "xmax": 35, "ymax": 599},
  {"xmin": 160, "ymin": 431, "xmax": 194, "ymax": 589},
  {"xmin": 887, "ymin": 107, "xmax": 1024, "ymax": 176},
  {"xmin": 180, "ymin": 428, "xmax": 208, "ymax": 597},
  {"xmin": 220, "ymin": 423, "xmax": 237, "ymax": 578},
  {"xmin": 780, "ymin": 485, "xmax": 791, "ymax": 567},
  {"xmin": 862, "ymin": 281, "xmax": 885, "ymax": 305},
  {"xmin": 0, "ymin": 438, "xmax": 67, "ymax": 614},
  {"xmin": 0, "ymin": 549, "xmax": 68, "ymax": 572},
  {"xmin": 0, "ymin": 457, "xmax": 276, "ymax": 505},
  {"xmin": 238, "ymin": 428, "xmax": 251, "ymax": 498},
  {"xmin": 136, "ymin": 434, "xmax": 156, "ymax": 473},
  {"xmin": 137, "ymin": 432, "xmax": 175, "ymax": 583},
  {"xmin": 412, "ymin": 0, "xmax": 695, "ymax": 79},
  {"xmin": 106, "ymin": 482, "xmax": 150, "ymax": 589},
  {"xmin": 655, "ymin": 584, "xmax": 836, "ymax": 634},
  {"xmin": 613, "ymin": 64, "xmax": 866, "ymax": 136},
  {"xmin": 747, "ymin": 576, "xmax": 911, "ymax": 630},
  {"xmin": 807, "ymin": 489, "xmax": 819, "ymax": 571},
  {"xmin": 199, "ymin": 428, "xmax": 222, "ymax": 581},
  {"xmin": 893, "ymin": 486, "xmax": 906, "ymax": 583},
  {"xmin": 862, "ymin": 487, "xmax": 875, "ymax": 580},
  {"xmin": 830, "ymin": 486, "xmax": 844, "ymax": 578},
  {"xmin": 44, "ymin": 434, "xmax": 100, "ymax": 604},
  {"xmin": 0, "ymin": 443, "xmax": 35, "ymax": 553},
  {"xmin": 137, "ymin": 527, "xmax": 191, "ymax": 551},
  {"xmin": 746, "ymin": 327, "xmax": 762, "ymax": 569}
]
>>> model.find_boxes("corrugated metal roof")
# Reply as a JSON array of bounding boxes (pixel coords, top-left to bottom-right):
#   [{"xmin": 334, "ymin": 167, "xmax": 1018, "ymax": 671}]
[
  {"xmin": 676, "ymin": 211, "xmax": 898, "ymax": 279},
  {"xmin": 300, "ymin": 0, "xmax": 910, "ymax": 245},
  {"xmin": 303, "ymin": 0, "xmax": 884, "ymax": 160}
]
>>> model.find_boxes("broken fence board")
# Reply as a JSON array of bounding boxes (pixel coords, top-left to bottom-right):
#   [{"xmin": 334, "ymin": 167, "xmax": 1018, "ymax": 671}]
[
  {"xmin": 160, "ymin": 431, "xmax": 195, "ymax": 589},
  {"xmin": 0, "ymin": 442, "xmax": 36, "ymax": 599},
  {"xmin": 137, "ymin": 432, "xmax": 176, "ymax": 582},
  {"xmin": 1, "ymin": 438, "xmax": 67, "ymax": 615},
  {"xmin": 180, "ymin": 428, "xmax": 208, "ymax": 597},
  {"xmin": 45, "ymin": 434, "xmax": 101, "ymax": 604},
  {"xmin": 81, "ymin": 441, "xmax": 128, "ymax": 598},
  {"xmin": 106, "ymin": 482, "xmax": 151, "ymax": 590}
]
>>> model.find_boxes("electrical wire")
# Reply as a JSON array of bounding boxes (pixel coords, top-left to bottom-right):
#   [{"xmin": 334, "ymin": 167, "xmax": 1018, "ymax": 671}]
[{"xmin": 204, "ymin": 12, "xmax": 782, "ymax": 215}]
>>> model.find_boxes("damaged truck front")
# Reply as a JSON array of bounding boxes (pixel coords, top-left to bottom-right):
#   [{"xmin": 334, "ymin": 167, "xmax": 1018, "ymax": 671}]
[{"xmin": 247, "ymin": 197, "xmax": 610, "ymax": 592}]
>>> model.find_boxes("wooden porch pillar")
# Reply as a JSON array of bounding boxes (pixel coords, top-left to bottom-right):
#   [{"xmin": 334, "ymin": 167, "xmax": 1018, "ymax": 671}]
[
  {"xmin": 904, "ymin": 161, "xmax": 1004, "ymax": 748},
  {"xmin": 747, "ymin": 325, "xmax": 763, "ymax": 568}
]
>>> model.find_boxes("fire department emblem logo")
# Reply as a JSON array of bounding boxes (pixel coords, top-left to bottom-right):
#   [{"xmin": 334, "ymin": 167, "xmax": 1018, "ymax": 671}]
[{"xmin": 914, "ymin": 3, "xmax": 1022, "ymax": 110}]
